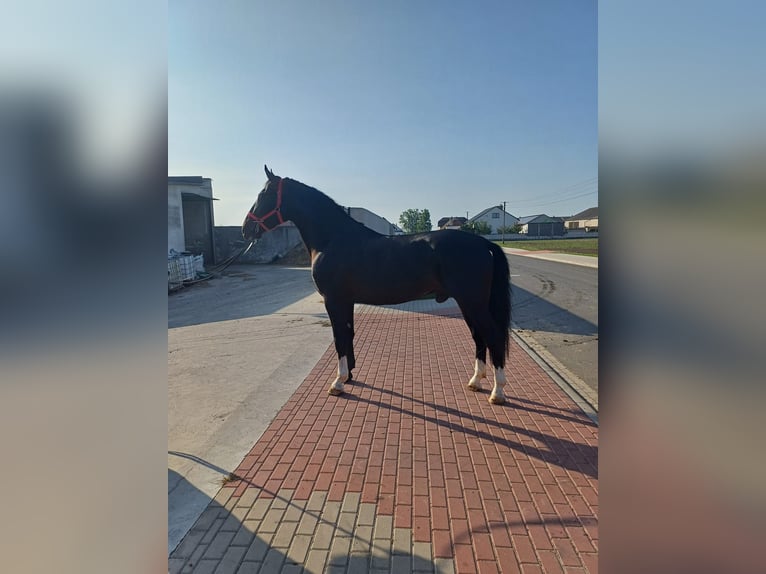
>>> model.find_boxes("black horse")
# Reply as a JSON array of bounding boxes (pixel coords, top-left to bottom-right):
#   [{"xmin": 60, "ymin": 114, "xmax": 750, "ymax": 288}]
[{"xmin": 243, "ymin": 166, "xmax": 511, "ymax": 404}]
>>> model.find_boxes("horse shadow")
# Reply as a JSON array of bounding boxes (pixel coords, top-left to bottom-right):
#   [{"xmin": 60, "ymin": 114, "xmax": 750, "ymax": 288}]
[
  {"xmin": 510, "ymin": 284, "xmax": 598, "ymax": 337},
  {"xmin": 168, "ymin": 265, "xmax": 327, "ymax": 329},
  {"xmin": 169, "ymin": 466, "xmax": 448, "ymax": 573},
  {"xmin": 343, "ymin": 381, "xmax": 598, "ymax": 480}
]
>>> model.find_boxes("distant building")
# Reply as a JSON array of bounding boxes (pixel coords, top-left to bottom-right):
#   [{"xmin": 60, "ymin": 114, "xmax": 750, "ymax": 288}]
[
  {"xmin": 437, "ymin": 216, "xmax": 468, "ymax": 230},
  {"xmin": 468, "ymin": 206, "xmax": 519, "ymax": 233},
  {"xmin": 345, "ymin": 207, "xmax": 396, "ymax": 236},
  {"xmin": 565, "ymin": 207, "xmax": 598, "ymax": 232},
  {"xmin": 518, "ymin": 214, "xmax": 566, "ymax": 237},
  {"xmin": 168, "ymin": 176, "xmax": 218, "ymax": 263}
]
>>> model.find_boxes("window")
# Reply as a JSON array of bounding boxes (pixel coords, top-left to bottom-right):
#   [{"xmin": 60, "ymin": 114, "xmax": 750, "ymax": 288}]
[{"xmin": 492, "ymin": 212, "xmax": 499, "ymax": 219}]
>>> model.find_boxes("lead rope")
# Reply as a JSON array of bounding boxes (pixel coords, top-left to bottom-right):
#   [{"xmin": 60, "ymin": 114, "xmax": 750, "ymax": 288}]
[{"xmin": 177, "ymin": 239, "xmax": 255, "ymax": 286}]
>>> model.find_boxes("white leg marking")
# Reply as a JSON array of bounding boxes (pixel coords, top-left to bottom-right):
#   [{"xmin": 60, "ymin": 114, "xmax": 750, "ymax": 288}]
[
  {"xmin": 468, "ymin": 359, "xmax": 486, "ymax": 391},
  {"xmin": 489, "ymin": 367, "xmax": 507, "ymax": 405},
  {"xmin": 328, "ymin": 356, "xmax": 349, "ymax": 395}
]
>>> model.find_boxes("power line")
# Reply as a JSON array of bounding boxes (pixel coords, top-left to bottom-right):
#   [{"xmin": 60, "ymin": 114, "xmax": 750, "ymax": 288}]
[
  {"xmin": 510, "ymin": 185, "xmax": 598, "ymax": 205},
  {"xmin": 506, "ymin": 177, "xmax": 598, "ymax": 205}
]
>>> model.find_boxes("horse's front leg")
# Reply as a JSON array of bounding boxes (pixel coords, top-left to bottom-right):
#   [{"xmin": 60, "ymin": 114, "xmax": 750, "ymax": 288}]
[{"xmin": 325, "ymin": 299, "xmax": 354, "ymax": 396}]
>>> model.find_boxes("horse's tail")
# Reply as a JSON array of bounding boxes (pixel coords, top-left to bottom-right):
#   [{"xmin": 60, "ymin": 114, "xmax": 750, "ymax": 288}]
[{"xmin": 488, "ymin": 242, "xmax": 511, "ymax": 358}]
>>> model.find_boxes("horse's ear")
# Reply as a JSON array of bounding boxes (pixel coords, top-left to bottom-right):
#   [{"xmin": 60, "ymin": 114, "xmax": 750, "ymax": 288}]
[{"xmin": 264, "ymin": 165, "xmax": 278, "ymax": 182}]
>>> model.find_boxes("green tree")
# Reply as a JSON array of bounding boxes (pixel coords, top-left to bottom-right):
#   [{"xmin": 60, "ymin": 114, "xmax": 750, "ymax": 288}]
[
  {"xmin": 461, "ymin": 220, "xmax": 492, "ymax": 235},
  {"xmin": 497, "ymin": 224, "xmax": 522, "ymax": 234},
  {"xmin": 399, "ymin": 208, "xmax": 432, "ymax": 233}
]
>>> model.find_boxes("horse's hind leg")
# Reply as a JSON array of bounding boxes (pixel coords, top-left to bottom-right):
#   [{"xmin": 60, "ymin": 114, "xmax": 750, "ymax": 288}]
[
  {"xmin": 486, "ymin": 321, "xmax": 508, "ymax": 405},
  {"xmin": 325, "ymin": 299, "xmax": 354, "ymax": 396},
  {"xmin": 467, "ymin": 323, "xmax": 487, "ymax": 392},
  {"xmin": 462, "ymin": 307, "xmax": 507, "ymax": 405}
]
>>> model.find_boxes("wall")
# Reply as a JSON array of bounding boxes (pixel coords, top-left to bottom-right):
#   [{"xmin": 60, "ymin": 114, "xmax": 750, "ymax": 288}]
[
  {"xmin": 482, "ymin": 232, "xmax": 598, "ymax": 241},
  {"xmin": 215, "ymin": 223, "xmax": 305, "ymax": 264}
]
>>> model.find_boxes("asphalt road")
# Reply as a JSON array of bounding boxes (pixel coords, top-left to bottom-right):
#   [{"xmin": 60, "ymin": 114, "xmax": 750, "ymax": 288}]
[{"xmin": 507, "ymin": 254, "xmax": 598, "ymax": 393}]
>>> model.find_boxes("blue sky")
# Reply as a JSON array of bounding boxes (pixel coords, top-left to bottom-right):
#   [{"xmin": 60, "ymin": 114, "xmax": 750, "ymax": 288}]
[{"xmin": 170, "ymin": 1, "xmax": 597, "ymax": 227}]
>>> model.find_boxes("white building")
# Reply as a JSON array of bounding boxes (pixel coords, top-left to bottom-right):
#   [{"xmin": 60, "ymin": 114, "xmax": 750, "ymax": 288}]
[
  {"xmin": 469, "ymin": 206, "xmax": 519, "ymax": 233},
  {"xmin": 168, "ymin": 176, "xmax": 217, "ymax": 263},
  {"xmin": 346, "ymin": 207, "xmax": 396, "ymax": 235}
]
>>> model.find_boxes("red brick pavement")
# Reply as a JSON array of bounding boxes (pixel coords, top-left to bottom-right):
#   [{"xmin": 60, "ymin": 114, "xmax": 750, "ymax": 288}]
[{"xmin": 218, "ymin": 306, "xmax": 598, "ymax": 573}]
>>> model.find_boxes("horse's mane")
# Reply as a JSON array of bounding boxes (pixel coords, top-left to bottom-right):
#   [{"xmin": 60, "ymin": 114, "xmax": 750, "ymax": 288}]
[{"xmin": 286, "ymin": 178, "xmax": 366, "ymax": 228}]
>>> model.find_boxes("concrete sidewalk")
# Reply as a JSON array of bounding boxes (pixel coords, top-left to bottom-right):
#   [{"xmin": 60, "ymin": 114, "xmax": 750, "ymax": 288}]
[
  {"xmin": 501, "ymin": 248, "xmax": 598, "ymax": 270},
  {"xmin": 169, "ymin": 296, "xmax": 598, "ymax": 574}
]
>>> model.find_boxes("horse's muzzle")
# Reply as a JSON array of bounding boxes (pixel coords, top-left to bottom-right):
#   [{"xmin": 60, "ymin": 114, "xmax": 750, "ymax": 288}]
[{"xmin": 242, "ymin": 220, "xmax": 261, "ymax": 241}]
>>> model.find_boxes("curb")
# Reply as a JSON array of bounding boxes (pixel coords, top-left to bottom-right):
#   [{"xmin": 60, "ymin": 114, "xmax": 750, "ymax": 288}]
[
  {"xmin": 512, "ymin": 327, "xmax": 598, "ymax": 423},
  {"xmin": 501, "ymin": 247, "xmax": 598, "ymax": 269}
]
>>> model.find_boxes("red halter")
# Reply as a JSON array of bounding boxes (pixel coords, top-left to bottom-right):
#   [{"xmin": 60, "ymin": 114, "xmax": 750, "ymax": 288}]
[{"xmin": 246, "ymin": 177, "xmax": 285, "ymax": 232}]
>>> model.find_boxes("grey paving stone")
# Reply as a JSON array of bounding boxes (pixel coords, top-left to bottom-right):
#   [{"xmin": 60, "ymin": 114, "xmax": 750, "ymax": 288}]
[
  {"xmin": 194, "ymin": 506, "xmax": 225, "ymax": 532},
  {"xmin": 235, "ymin": 561, "xmax": 260, "ymax": 574},
  {"xmin": 201, "ymin": 518, "xmax": 225, "ymax": 545},
  {"xmin": 258, "ymin": 548, "xmax": 285, "ymax": 573},
  {"xmin": 204, "ymin": 531, "xmax": 236, "ymax": 560},
  {"xmin": 231, "ymin": 505, "xmax": 250, "ymax": 523},
  {"xmin": 213, "ymin": 546, "xmax": 247, "ymax": 574},
  {"xmin": 370, "ymin": 542, "xmax": 390, "ymax": 570},
  {"xmin": 191, "ymin": 559, "xmax": 219, "ymax": 574},
  {"xmin": 220, "ymin": 513, "xmax": 243, "ymax": 532},
  {"xmin": 173, "ymin": 528, "xmax": 206, "ymax": 558},
  {"xmin": 247, "ymin": 499, "xmax": 271, "ymax": 521},
  {"xmin": 304, "ymin": 549, "xmax": 328, "ymax": 574},
  {"xmin": 412, "ymin": 541, "xmax": 432, "ymax": 564},
  {"xmin": 272, "ymin": 521, "xmax": 298, "ymax": 549},
  {"xmin": 311, "ymin": 523, "xmax": 335, "ymax": 550},
  {"xmin": 342, "ymin": 492, "xmax": 361, "ymax": 513},
  {"xmin": 306, "ymin": 491, "xmax": 327, "ymax": 512},
  {"xmin": 357, "ymin": 503, "xmax": 376, "ymax": 526},
  {"xmin": 231, "ymin": 520, "xmax": 259, "ymax": 546},
  {"xmin": 322, "ymin": 501, "xmax": 342, "ymax": 525},
  {"xmin": 296, "ymin": 512, "xmax": 318, "ymax": 535},
  {"xmin": 391, "ymin": 554, "xmax": 412, "ymax": 574},
  {"xmin": 350, "ymin": 525, "xmax": 373, "ymax": 555},
  {"xmin": 234, "ymin": 488, "xmax": 260, "ymax": 508},
  {"xmin": 243, "ymin": 533, "xmax": 272, "ymax": 563},
  {"xmin": 271, "ymin": 489, "xmax": 294, "ymax": 510},
  {"xmin": 373, "ymin": 515, "xmax": 393, "ymax": 541},
  {"xmin": 257, "ymin": 508, "xmax": 285, "ymax": 534},
  {"xmin": 182, "ymin": 543, "xmax": 209, "ymax": 574},
  {"xmin": 287, "ymin": 534, "xmax": 313, "ymax": 564},
  {"xmin": 348, "ymin": 554, "xmax": 371, "ymax": 574},
  {"xmin": 282, "ymin": 501, "xmax": 306, "ymax": 523},
  {"xmin": 328, "ymin": 537, "xmax": 351, "ymax": 566},
  {"xmin": 338, "ymin": 511, "xmax": 356, "ymax": 534},
  {"xmin": 392, "ymin": 528, "xmax": 412, "ymax": 555},
  {"xmin": 434, "ymin": 558, "xmax": 455, "ymax": 574}
]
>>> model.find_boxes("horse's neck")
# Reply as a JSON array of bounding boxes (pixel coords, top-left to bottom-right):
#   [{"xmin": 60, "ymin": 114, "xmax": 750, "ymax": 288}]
[{"xmin": 284, "ymin": 186, "xmax": 362, "ymax": 252}]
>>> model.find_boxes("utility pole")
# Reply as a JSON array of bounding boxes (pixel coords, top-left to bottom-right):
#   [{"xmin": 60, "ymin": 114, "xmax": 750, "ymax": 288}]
[{"xmin": 499, "ymin": 201, "xmax": 507, "ymax": 244}]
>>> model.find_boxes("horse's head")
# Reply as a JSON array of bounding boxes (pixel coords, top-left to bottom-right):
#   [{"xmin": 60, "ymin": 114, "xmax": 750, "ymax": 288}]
[{"xmin": 242, "ymin": 165, "xmax": 286, "ymax": 240}]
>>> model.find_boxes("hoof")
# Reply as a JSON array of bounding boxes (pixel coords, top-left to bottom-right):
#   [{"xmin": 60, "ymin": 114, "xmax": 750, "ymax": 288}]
[
  {"xmin": 489, "ymin": 393, "xmax": 506, "ymax": 405},
  {"xmin": 467, "ymin": 382, "xmax": 483, "ymax": 392},
  {"xmin": 328, "ymin": 387, "xmax": 344, "ymax": 396}
]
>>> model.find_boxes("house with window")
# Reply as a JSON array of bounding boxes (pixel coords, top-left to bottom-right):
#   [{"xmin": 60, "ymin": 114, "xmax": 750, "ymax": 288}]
[
  {"xmin": 468, "ymin": 206, "xmax": 518, "ymax": 233},
  {"xmin": 437, "ymin": 216, "xmax": 468, "ymax": 230},
  {"xmin": 565, "ymin": 207, "xmax": 598, "ymax": 232},
  {"xmin": 518, "ymin": 214, "xmax": 566, "ymax": 237}
]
